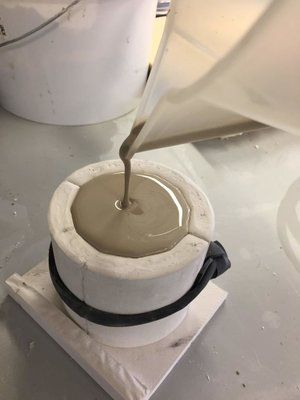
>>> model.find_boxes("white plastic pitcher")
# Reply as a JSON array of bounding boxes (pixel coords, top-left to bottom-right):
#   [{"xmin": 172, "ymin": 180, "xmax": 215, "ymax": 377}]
[
  {"xmin": 127, "ymin": 0, "xmax": 300, "ymax": 156},
  {"xmin": 0, "ymin": 0, "xmax": 157, "ymax": 125}
]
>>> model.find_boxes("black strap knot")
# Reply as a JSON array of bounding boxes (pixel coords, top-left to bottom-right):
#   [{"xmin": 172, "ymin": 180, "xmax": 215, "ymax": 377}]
[{"xmin": 206, "ymin": 240, "xmax": 231, "ymax": 279}]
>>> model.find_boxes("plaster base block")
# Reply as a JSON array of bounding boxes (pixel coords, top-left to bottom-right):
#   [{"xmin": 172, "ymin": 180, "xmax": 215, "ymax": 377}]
[{"xmin": 5, "ymin": 261, "xmax": 227, "ymax": 400}]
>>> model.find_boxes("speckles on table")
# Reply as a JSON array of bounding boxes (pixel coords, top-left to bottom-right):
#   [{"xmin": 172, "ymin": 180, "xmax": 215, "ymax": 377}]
[
  {"xmin": 235, "ymin": 369, "xmax": 247, "ymax": 389},
  {"xmin": 169, "ymin": 336, "xmax": 192, "ymax": 348},
  {"xmin": 0, "ymin": 23, "xmax": 7, "ymax": 37}
]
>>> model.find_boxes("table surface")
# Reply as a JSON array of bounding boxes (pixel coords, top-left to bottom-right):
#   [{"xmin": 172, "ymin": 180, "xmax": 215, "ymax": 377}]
[{"xmin": 1, "ymin": 106, "xmax": 300, "ymax": 400}]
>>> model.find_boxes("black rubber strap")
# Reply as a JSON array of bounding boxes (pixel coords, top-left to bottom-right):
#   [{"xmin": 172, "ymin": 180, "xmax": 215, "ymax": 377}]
[{"xmin": 49, "ymin": 241, "xmax": 230, "ymax": 327}]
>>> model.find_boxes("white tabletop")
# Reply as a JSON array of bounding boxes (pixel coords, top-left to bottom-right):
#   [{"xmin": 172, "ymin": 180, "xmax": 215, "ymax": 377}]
[{"xmin": 1, "ymin": 105, "xmax": 300, "ymax": 400}]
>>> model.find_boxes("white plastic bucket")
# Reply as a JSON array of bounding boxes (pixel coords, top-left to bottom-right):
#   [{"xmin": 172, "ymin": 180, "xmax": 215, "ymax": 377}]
[{"xmin": 0, "ymin": 0, "xmax": 157, "ymax": 125}]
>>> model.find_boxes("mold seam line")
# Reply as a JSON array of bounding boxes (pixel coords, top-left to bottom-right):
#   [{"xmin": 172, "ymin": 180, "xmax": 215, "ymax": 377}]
[{"xmin": 81, "ymin": 262, "xmax": 89, "ymax": 334}]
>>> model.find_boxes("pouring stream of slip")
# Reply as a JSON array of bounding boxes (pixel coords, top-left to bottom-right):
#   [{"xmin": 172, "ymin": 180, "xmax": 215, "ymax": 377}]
[{"xmin": 119, "ymin": 122, "xmax": 146, "ymax": 209}]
